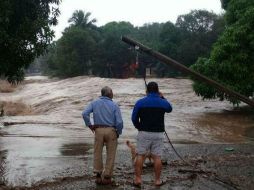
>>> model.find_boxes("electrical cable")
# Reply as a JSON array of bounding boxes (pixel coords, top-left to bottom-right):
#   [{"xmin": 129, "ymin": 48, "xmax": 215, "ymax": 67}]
[{"xmin": 164, "ymin": 131, "xmax": 240, "ymax": 190}]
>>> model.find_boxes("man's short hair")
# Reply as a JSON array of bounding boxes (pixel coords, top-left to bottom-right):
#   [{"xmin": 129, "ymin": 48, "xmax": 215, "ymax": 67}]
[
  {"xmin": 101, "ymin": 86, "xmax": 113, "ymax": 98},
  {"xmin": 147, "ymin": 82, "xmax": 159, "ymax": 93}
]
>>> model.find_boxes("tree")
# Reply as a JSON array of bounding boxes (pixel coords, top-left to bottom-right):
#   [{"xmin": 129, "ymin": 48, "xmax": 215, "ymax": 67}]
[
  {"xmin": 46, "ymin": 27, "xmax": 96, "ymax": 78},
  {"xmin": 176, "ymin": 10, "xmax": 225, "ymax": 67},
  {"xmin": 134, "ymin": 23, "xmax": 164, "ymax": 50},
  {"xmin": 158, "ymin": 10, "xmax": 225, "ymax": 77},
  {"xmin": 40, "ymin": 42, "xmax": 58, "ymax": 76},
  {"xmin": 68, "ymin": 10, "xmax": 97, "ymax": 29},
  {"xmin": 41, "ymin": 10, "xmax": 102, "ymax": 78},
  {"xmin": 157, "ymin": 22, "xmax": 181, "ymax": 77},
  {"xmin": 191, "ymin": 0, "xmax": 254, "ymax": 105},
  {"xmin": 176, "ymin": 10, "xmax": 219, "ymax": 33},
  {"xmin": 221, "ymin": 0, "xmax": 231, "ymax": 9},
  {"xmin": 0, "ymin": 0, "xmax": 61, "ymax": 83},
  {"xmin": 99, "ymin": 22, "xmax": 135, "ymax": 78}
]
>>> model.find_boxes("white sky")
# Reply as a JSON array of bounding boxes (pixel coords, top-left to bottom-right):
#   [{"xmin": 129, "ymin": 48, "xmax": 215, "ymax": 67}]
[{"xmin": 53, "ymin": 0, "xmax": 223, "ymax": 40}]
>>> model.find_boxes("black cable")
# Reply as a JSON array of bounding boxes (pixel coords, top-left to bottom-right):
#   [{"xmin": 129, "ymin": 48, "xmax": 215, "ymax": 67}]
[
  {"xmin": 164, "ymin": 131, "xmax": 240, "ymax": 190},
  {"xmin": 164, "ymin": 131, "xmax": 191, "ymax": 165}
]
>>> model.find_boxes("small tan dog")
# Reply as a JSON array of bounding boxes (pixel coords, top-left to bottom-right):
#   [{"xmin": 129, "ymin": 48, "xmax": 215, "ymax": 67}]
[{"xmin": 126, "ymin": 140, "xmax": 153, "ymax": 166}]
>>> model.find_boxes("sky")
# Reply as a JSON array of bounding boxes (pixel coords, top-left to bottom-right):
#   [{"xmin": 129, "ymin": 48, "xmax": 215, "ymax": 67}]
[{"xmin": 52, "ymin": 0, "xmax": 223, "ymax": 40}]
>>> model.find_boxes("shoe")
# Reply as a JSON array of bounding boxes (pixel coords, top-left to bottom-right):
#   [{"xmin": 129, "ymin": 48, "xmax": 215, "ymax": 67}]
[
  {"xmin": 95, "ymin": 173, "xmax": 102, "ymax": 185},
  {"xmin": 155, "ymin": 180, "xmax": 166, "ymax": 187},
  {"xmin": 102, "ymin": 177, "xmax": 113, "ymax": 185},
  {"xmin": 95, "ymin": 178, "xmax": 102, "ymax": 185},
  {"xmin": 132, "ymin": 181, "xmax": 141, "ymax": 188}
]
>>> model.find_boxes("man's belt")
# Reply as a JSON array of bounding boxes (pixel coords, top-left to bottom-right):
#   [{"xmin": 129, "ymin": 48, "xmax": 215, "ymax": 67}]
[{"xmin": 93, "ymin": 125, "xmax": 114, "ymax": 129}]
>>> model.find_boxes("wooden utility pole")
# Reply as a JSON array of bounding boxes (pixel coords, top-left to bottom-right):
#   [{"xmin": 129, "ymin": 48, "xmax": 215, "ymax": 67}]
[{"xmin": 121, "ymin": 36, "xmax": 254, "ymax": 108}]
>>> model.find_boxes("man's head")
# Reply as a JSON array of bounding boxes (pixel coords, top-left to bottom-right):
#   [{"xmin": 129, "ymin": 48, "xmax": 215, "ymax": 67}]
[
  {"xmin": 101, "ymin": 86, "xmax": 113, "ymax": 99},
  {"xmin": 147, "ymin": 82, "xmax": 159, "ymax": 93}
]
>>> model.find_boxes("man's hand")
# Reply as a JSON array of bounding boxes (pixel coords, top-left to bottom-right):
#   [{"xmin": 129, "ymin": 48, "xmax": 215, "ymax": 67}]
[
  {"xmin": 159, "ymin": 91, "xmax": 165, "ymax": 99},
  {"xmin": 115, "ymin": 129, "xmax": 119, "ymax": 138},
  {"xmin": 88, "ymin": 125, "xmax": 95, "ymax": 133}
]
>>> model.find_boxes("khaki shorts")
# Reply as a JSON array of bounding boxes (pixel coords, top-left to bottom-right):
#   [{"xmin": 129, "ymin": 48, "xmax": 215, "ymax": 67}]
[{"xmin": 136, "ymin": 131, "xmax": 164, "ymax": 157}]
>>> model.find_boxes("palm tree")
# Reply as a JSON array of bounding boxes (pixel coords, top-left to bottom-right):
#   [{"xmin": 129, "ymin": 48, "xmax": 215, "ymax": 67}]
[{"xmin": 68, "ymin": 10, "xmax": 97, "ymax": 29}]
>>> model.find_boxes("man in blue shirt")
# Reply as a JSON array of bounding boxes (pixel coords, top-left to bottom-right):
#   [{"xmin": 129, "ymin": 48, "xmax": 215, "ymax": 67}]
[
  {"xmin": 82, "ymin": 86, "xmax": 123, "ymax": 185},
  {"xmin": 132, "ymin": 81, "xmax": 172, "ymax": 187}
]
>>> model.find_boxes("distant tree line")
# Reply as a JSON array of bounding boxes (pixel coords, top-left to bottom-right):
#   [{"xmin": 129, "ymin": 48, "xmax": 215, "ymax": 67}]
[{"xmin": 37, "ymin": 9, "xmax": 225, "ymax": 78}]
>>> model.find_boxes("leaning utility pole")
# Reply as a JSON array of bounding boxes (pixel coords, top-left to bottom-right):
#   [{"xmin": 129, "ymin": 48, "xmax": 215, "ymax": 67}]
[{"xmin": 121, "ymin": 36, "xmax": 254, "ymax": 108}]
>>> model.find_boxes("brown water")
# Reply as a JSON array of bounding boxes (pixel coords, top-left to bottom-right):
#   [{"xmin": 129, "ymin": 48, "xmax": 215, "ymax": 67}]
[{"xmin": 0, "ymin": 76, "xmax": 253, "ymax": 187}]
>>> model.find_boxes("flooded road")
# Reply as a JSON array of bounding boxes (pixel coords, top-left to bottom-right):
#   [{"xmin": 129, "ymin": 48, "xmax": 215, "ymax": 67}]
[{"xmin": 0, "ymin": 76, "xmax": 253, "ymax": 188}]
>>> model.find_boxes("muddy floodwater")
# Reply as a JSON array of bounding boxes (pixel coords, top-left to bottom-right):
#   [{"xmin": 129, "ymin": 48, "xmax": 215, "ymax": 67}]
[{"xmin": 0, "ymin": 76, "xmax": 253, "ymax": 189}]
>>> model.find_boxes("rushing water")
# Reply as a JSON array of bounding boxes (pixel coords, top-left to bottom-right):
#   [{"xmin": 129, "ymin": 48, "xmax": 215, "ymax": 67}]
[{"xmin": 0, "ymin": 76, "xmax": 253, "ymax": 187}]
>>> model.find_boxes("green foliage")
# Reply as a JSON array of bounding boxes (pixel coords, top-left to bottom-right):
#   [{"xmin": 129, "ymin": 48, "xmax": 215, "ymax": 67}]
[
  {"xmin": 99, "ymin": 22, "xmax": 135, "ymax": 77},
  {"xmin": 176, "ymin": 10, "xmax": 218, "ymax": 33},
  {"xmin": 157, "ymin": 22, "xmax": 181, "ymax": 76},
  {"xmin": 68, "ymin": 10, "xmax": 97, "ymax": 29},
  {"xmin": 158, "ymin": 10, "xmax": 225, "ymax": 77},
  {"xmin": 225, "ymin": 0, "xmax": 254, "ymax": 24},
  {"xmin": 43, "ymin": 10, "xmax": 100, "ymax": 77},
  {"xmin": 191, "ymin": 58, "xmax": 219, "ymax": 99},
  {"xmin": 128, "ymin": 23, "xmax": 164, "ymax": 77},
  {"xmin": 134, "ymin": 23, "xmax": 164, "ymax": 50},
  {"xmin": 221, "ymin": 0, "xmax": 232, "ymax": 10},
  {"xmin": 0, "ymin": 0, "xmax": 61, "ymax": 83},
  {"xmin": 47, "ymin": 27, "xmax": 96, "ymax": 77},
  {"xmin": 176, "ymin": 10, "xmax": 225, "ymax": 66},
  {"xmin": 41, "ymin": 9, "xmax": 225, "ymax": 79},
  {"xmin": 191, "ymin": 0, "xmax": 254, "ymax": 105}
]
